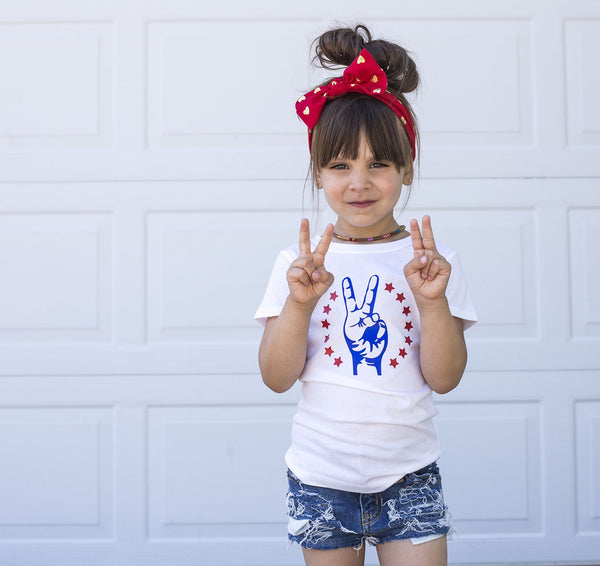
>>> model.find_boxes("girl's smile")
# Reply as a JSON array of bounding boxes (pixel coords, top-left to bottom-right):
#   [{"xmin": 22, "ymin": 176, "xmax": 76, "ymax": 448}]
[
  {"xmin": 349, "ymin": 200, "xmax": 376, "ymax": 208},
  {"xmin": 315, "ymin": 135, "xmax": 413, "ymax": 240}
]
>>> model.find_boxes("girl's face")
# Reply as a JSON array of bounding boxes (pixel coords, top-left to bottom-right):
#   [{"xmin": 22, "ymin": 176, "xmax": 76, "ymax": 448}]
[{"xmin": 315, "ymin": 135, "xmax": 413, "ymax": 240}]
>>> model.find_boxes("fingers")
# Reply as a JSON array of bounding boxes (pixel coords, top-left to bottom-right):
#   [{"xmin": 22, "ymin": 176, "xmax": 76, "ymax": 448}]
[
  {"xmin": 404, "ymin": 250, "xmax": 434, "ymax": 279},
  {"xmin": 404, "ymin": 249, "xmax": 450, "ymax": 284},
  {"xmin": 410, "ymin": 215, "xmax": 438, "ymax": 253},
  {"xmin": 289, "ymin": 254, "xmax": 330, "ymax": 284},
  {"xmin": 290, "ymin": 219, "xmax": 335, "ymax": 297},
  {"xmin": 404, "ymin": 250, "xmax": 431, "ymax": 278},
  {"xmin": 342, "ymin": 277, "xmax": 357, "ymax": 313},
  {"xmin": 409, "ymin": 217, "xmax": 423, "ymax": 252},
  {"xmin": 298, "ymin": 218, "xmax": 311, "ymax": 257},
  {"xmin": 289, "ymin": 248, "xmax": 318, "ymax": 282},
  {"xmin": 298, "ymin": 221, "xmax": 333, "ymax": 283},
  {"xmin": 299, "ymin": 219, "xmax": 333, "ymax": 261},
  {"xmin": 311, "ymin": 265, "xmax": 334, "ymax": 287},
  {"xmin": 313, "ymin": 223, "xmax": 334, "ymax": 259},
  {"xmin": 420, "ymin": 215, "xmax": 438, "ymax": 252},
  {"xmin": 419, "ymin": 255, "xmax": 444, "ymax": 281},
  {"xmin": 362, "ymin": 274, "xmax": 379, "ymax": 314},
  {"xmin": 344, "ymin": 275, "xmax": 381, "ymax": 316},
  {"xmin": 427, "ymin": 258, "xmax": 446, "ymax": 280}
]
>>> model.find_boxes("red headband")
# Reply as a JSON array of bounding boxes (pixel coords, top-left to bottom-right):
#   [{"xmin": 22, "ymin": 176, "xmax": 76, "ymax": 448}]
[{"xmin": 295, "ymin": 48, "xmax": 416, "ymax": 160}]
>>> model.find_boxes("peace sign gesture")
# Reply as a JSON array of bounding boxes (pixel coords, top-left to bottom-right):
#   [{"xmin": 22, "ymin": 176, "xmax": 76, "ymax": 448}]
[
  {"xmin": 403, "ymin": 216, "xmax": 452, "ymax": 304},
  {"xmin": 286, "ymin": 219, "xmax": 334, "ymax": 307}
]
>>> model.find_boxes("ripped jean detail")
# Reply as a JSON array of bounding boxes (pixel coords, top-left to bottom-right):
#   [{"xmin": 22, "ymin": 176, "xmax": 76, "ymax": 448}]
[
  {"xmin": 286, "ymin": 479, "xmax": 358, "ymax": 548},
  {"xmin": 285, "ymin": 463, "xmax": 450, "ymax": 551},
  {"xmin": 383, "ymin": 466, "xmax": 450, "ymax": 538}
]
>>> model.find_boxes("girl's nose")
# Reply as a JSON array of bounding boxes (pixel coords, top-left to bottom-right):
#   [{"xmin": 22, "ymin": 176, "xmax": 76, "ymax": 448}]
[{"xmin": 348, "ymin": 168, "xmax": 370, "ymax": 191}]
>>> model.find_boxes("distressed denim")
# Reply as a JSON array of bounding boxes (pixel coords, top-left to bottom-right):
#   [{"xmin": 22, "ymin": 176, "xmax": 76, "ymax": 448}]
[{"xmin": 286, "ymin": 462, "xmax": 450, "ymax": 550}]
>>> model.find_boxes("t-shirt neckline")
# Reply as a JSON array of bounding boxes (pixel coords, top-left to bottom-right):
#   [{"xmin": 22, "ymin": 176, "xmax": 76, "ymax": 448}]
[{"xmin": 326, "ymin": 234, "xmax": 413, "ymax": 254}]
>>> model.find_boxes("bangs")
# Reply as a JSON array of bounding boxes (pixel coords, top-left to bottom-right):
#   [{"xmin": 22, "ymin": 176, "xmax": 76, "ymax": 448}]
[{"xmin": 310, "ymin": 93, "xmax": 411, "ymax": 173}]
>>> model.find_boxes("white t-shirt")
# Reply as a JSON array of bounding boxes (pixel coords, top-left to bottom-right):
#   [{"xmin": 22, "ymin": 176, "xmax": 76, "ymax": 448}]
[{"xmin": 255, "ymin": 235, "xmax": 477, "ymax": 493}]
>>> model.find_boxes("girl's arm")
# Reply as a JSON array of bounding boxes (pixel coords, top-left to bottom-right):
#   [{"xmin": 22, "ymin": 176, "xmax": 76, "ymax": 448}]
[
  {"xmin": 259, "ymin": 220, "xmax": 334, "ymax": 393},
  {"xmin": 414, "ymin": 299, "xmax": 467, "ymax": 394},
  {"xmin": 404, "ymin": 216, "xmax": 467, "ymax": 394},
  {"xmin": 259, "ymin": 300, "xmax": 316, "ymax": 393}
]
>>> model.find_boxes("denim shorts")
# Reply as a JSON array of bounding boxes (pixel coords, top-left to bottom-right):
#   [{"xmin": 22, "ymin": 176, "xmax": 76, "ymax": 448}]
[{"xmin": 285, "ymin": 462, "xmax": 450, "ymax": 550}]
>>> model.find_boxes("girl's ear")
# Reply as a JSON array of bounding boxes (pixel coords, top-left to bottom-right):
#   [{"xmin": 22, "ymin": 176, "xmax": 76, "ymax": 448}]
[
  {"xmin": 403, "ymin": 167, "xmax": 414, "ymax": 186},
  {"xmin": 315, "ymin": 171, "xmax": 323, "ymax": 189}
]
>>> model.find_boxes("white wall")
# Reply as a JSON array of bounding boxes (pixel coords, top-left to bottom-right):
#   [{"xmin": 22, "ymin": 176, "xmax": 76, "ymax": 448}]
[{"xmin": 0, "ymin": 1, "xmax": 598, "ymax": 564}]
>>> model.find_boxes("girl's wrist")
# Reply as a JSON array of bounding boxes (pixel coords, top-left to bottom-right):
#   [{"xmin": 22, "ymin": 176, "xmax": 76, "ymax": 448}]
[
  {"xmin": 414, "ymin": 295, "xmax": 450, "ymax": 314},
  {"xmin": 285, "ymin": 295, "xmax": 320, "ymax": 316}
]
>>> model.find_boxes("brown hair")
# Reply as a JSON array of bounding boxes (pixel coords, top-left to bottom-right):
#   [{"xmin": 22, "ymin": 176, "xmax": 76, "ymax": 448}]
[{"xmin": 308, "ymin": 25, "xmax": 420, "ymax": 186}]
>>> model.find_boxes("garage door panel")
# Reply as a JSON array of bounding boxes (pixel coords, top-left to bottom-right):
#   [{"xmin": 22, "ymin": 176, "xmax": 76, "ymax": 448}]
[
  {"xmin": 146, "ymin": 20, "xmax": 318, "ymax": 149},
  {"xmin": 437, "ymin": 402, "xmax": 542, "ymax": 535},
  {"xmin": 0, "ymin": 22, "xmax": 114, "ymax": 152},
  {"xmin": 147, "ymin": 405, "xmax": 293, "ymax": 540},
  {"xmin": 0, "ymin": 407, "xmax": 114, "ymax": 540},
  {"xmin": 569, "ymin": 208, "xmax": 600, "ymax": 339},
  {"xmin": 407, "ymin": 208, "xmax": 539, "ymax": 340},
  {"xmin": 565, "ymin": 19, "xmax": 600, "ymax": 147},
  {"xmin": 575, "ymin": 400, "xmax": 600, "ymax": 534},
  {"xmin": 145, "ymin": 210, "xmax": 302, "ymax": 342},
  {"xmin": 0, "ymin": 213, "xmax": 113, "ymax": 342}
]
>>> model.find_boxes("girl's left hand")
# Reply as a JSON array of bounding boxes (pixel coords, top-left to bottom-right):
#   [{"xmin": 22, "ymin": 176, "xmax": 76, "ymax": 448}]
[{"xmin": 403, "ymin": 216, "xmax": 451, "ymax": 304}]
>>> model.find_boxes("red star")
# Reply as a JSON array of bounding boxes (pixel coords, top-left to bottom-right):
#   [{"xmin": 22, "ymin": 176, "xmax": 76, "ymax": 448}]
[
  {"xmin": 323, "ymin": 304, "xmax": 331, "ymax": 314},
  {"xmin": 330, "ymin": 291, "xmax": 338, "ymax": 301},
  {"xmin": 402, "ymin": 306, "xmax": 411, "ymax": 316},
  {"xmin": 324, "ymin": 335, "xmax": 330, "ymax": 343},
  {"xmin": 389, "ymin": 358, "xmax": 399, "ymax": 368},
  {"xmin": 321, "ymin": 319, "xmax": 330, "ymax": 329},
  {"xmin": 405, "ymin": 335, "xmax": 413, "ymax": 346},
  {"xmin": 333, "ymin": 357, "xmax": 343, "ymax": 367},
  {"xmin": 385, "ymin": 283, "xmax": 395, "ymax": 293},
  {"xmin": 398, "ymin": 348, "xmax": 407, "ymax": 358},
  {"xmin": 396, "ymin": 292, "xmax": 406, "ymax": 302},
  {"xmin": 324, "ymin": 346, "xmax": 334, "ymax": 357},
  {"xmin": 404, "ymin": 321, "xmax": 413, "ymax": 331}
]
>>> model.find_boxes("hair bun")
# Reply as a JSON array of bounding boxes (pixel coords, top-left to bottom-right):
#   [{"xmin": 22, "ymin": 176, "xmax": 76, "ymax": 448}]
[
  {"xmin": 366, "ymin": 39, "xmax": 419, "ymax": 95},
  {"xmin": 313, "ymin": 25, "xmax": 419, "ymax": 96},
  {"xmin": 313, "ymin": 25, "xmax": 371, "ymax": 69}
]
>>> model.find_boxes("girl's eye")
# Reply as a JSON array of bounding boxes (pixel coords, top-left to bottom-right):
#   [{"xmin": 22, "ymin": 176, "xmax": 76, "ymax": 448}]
[
  {"xmin": 371, "ymin": 161, "xmax": 389, "ymax": 168},
  {"xmin": 330, "ymin": 163, "xmax": 348, "ymax": 170}
]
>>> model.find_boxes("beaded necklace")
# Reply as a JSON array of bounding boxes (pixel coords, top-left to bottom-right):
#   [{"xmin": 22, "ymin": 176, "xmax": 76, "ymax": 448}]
[{"xmin": 332, "ymin": 225, "xmax": 405, "ymax": 243}]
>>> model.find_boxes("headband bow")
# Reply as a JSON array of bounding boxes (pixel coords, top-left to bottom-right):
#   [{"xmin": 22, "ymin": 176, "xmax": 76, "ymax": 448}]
[{"xmin": 296, "ymin": 48, "xmax": 416, "ymax": 160}]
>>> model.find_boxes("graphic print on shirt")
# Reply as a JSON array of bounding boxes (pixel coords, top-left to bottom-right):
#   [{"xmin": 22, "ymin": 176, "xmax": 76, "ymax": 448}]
[
  {"xmin": 320, "ymin": 275, "xmax": 415, "ymax": 376},
  {"xmin": 342, "ymin": 275, "xmax": 388, "ymax": 375}
]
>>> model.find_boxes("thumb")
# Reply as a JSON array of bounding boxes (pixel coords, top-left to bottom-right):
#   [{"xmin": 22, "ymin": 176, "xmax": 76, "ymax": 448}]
[
  {"xmin": 403, "ymin": 252, "xmax": 428, "ymax": 277},
  {"xmin": 312, "ymin": 267, "xmax": 334, "ymax": 287}
]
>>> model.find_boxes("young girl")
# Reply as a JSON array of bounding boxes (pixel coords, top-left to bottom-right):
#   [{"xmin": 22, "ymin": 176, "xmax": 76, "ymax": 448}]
[{"xmin": 255, "ymin": 25, "xmax": 477, "ymax": 566}]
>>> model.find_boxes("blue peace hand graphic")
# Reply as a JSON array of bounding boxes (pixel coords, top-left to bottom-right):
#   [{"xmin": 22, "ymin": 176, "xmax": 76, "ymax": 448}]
[{"xmin": 342, "ymin": 275, "xmax": 388, "ymax": 375}]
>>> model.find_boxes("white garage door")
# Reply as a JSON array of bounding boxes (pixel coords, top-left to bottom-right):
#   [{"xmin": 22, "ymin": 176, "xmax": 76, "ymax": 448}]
[{"xmin": 0, "ymin": 1, "xmax": 599, "ymax": 565}]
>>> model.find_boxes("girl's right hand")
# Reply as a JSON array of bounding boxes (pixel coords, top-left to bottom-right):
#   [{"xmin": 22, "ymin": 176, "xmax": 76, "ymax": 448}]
[{"xmin": 286, "ymin": 219, "xmax": 334, "ymax": 307}]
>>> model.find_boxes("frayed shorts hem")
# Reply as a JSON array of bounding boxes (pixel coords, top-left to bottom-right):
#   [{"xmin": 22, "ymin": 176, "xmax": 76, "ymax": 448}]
[{"xmin": 288, "ymin": 528, "xmax": 448, "ymax": 552}]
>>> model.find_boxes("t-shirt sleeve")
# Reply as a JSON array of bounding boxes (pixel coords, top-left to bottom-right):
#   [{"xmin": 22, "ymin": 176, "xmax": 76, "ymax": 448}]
[
  {"xmin": 444, "ymin": 249, "xmax": 478, "ymax": 330},
  {"xmin": 254, "ymin": 248, "xmax": 295, "ymax": 325}
]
